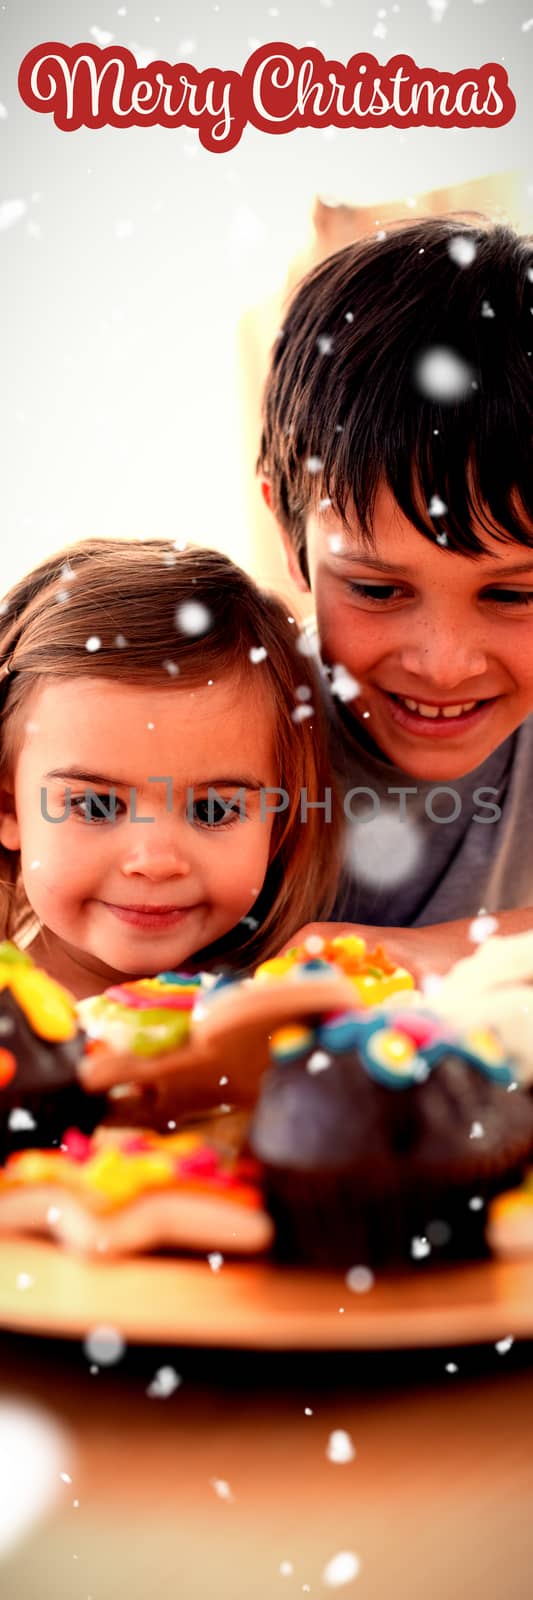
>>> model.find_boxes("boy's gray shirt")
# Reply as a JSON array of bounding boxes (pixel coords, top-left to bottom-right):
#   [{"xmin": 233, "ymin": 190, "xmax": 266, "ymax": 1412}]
[{"xmin": 321, "ymin": 668, "xmax": 533, "ymax": 928}]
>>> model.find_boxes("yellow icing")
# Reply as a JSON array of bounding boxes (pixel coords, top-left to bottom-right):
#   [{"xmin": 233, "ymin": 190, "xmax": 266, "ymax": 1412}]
[{"xmin": 6, "ymin": 965, "xmax": 77, "ymax": 1042}]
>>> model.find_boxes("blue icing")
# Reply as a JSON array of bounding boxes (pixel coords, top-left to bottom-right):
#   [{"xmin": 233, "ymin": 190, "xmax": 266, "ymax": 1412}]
[
  {"xmin": 155, "ymin": 971, "xmax": 202, "ymax": 987},
  {"xmin": 269, "ymin": 1007, "xmax": 515, "ymax": 1090}
]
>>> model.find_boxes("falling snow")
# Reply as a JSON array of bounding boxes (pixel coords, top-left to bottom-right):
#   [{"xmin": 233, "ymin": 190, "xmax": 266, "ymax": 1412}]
[
  {"xmin": 90, "ymin": 26, "xmax": 114, "ymax": 47},
  {"xmin": 249, "ymin": 646, "xmax": 268, "ymax": 664},
  {"xmin": 495, "ymin": 1336, "xmax": 514, "ymax": 1354},
  {"xmin": 83, "ymin": 1325, "xmax": 125, "ymax": 1366},
  {"xmin": 322, "ymin": 1550, "xmax": 361, "ymax": 1588},
  {"xmin": 175, "ymin": 601, "xmax": 212, "ymax": 637},
  {"xmin": 330, "ymin": 663, "xmax": 361, "ymax": 703},
  {"xmin": 345, "ymin": 1265, "xmax": 374, "ymax": 1294},
  {"xmin": 0, "ymin": 1403, "xmax": 69, "ymax": 1559},
  {"xmin": 306, "ymin": 1049, "xmax": 332, "ymax": 1074},
  {"xmin": 306, "ymin": 455, "xmax": 323, "ymax": 475},
  {"xmin": 428, "ymin": 494, "xmax": 448, "ymax": 517},
  {"xmin": 147, "ymin": 1366, "xmax": 182, "ymax": 1398},
  {"xmin": 7, "ymin": 1108, "xmax": 36, "ymax": 1132},
  {"xmin": 291, "ymin": 704, "xmax": 314, "ymax": 723},
  {"xmin": 16, "ymin": 1273, "xmax": 33, "ymax": 1290},
  {"xmin": 207, "ymin": 1252, "xmax": 224, "ymax": 1272},
  {"xmin": 326, "ymin": 1429, "xmax": 356, "ymax": 1464},
  {"xmin": 468, "ymin": 914, "xmax": 499, "ymax": 944},
  {"xmin": 410, "ymin": 1235, "xmax": 431, "ymax": 1260},
  {"xmin": 343, "ymin": 809, "xmax": 423, "ymax": 891},
  {"xmin": 413, "ymin": 346, "xmax": 475, "ymax": 403},
  {"xmin": 210, "ymin": 1477, "xmax": 234, "ymax": 1501},
  {"xmin": 469, "ymin": 1121, "xmax": 485, "ymax": 1140},
  {"xmin": 85, "ymin": 636, "xmax": 102, "ymax": 653}
]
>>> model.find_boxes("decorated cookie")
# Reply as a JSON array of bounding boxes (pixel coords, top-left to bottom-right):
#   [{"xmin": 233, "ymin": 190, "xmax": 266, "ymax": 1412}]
[
  {"xmin": 0, "ymin": 942, "xmax": 103, "ymax": 1162},
  {"xmin": 254, "ymin": 933, "xmax": 415, "ymax": 1006},
  {"xmin": 0, "ymin": 1122, "xmax": 273, "ymax": 1257},
  {"xmin": 78, "ymin": 971, "xmax": 208, "ymax": 1057}
]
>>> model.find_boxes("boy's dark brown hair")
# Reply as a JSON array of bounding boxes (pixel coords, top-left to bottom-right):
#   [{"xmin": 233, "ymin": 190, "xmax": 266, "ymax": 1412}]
[
  {"xmin": 0, "ymin": 539, "xmax": 339, "ymax": 967},
  {"xmin": 258, "ymin": 217, "xmax": 533, "ymax": 580}
]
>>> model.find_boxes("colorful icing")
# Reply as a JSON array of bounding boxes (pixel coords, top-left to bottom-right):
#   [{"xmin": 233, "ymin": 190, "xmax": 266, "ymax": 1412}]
[
  {"xmin": 0, "ymin": 940, "xmax": 78, "ymax": 1042},
  {"xmin": 271, "ymin": 1006, "xmax": 516, "ymax": 1090},
  {"xmin": 0, "ymin": 1126, "xmax": 264, "ymax": 1213},
  {"xmin": 255, "ymin": 934, "xmax": 415, "ymax": 1006},
  {"xmin": 78, "ymin": 971, "xmax": 206, "ymax": 1057}
]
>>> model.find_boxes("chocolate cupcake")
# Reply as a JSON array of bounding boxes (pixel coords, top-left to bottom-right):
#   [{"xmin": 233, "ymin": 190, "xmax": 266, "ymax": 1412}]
[
  {"xmin": 0, "ymin": 942, "xmax": 103, "ymax": 1162},
  {"xmin": 249, "ymin": 1008, "xmax": 533, "ymax": 1267}
]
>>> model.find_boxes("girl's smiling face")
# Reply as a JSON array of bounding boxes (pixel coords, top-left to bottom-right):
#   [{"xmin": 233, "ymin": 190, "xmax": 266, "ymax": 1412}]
[
  {"xmin": 0, "ymin": 673, "xmax": 277, "ymax": 988},
  {"xmin": 304, "ymin": 483, "xmax": 533, "ymax": 781}
]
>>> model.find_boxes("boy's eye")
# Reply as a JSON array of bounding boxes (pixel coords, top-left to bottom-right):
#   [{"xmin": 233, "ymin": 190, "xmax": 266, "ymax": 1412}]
[
  {"xmin": 192, "ymin": 798, "xmax": 242, "ymax": 828},
  {"xmin": 70, "ymin": 791, "xmax": 121, "ymax": 822},
  {"xmin": 347, "ymin": 581, "xmax": 406, "ymax": 603},
  {"xmin": 484, "ymin": 588, "xmax": 533, "ymax": 607}
]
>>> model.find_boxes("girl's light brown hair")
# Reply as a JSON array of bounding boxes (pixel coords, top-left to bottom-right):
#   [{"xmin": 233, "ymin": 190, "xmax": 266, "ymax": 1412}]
[{"xmin": 0, "ymin": 538, "xmax": 339, "ymax": 969}]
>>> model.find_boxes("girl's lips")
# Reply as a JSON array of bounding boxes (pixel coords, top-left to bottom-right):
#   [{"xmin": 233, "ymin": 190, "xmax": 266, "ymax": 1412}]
[
  {"xmin": 102, "ymin": 903, "xmax": 195, "ymax": 931},
  {"xmin": 376, "ymin": 689, "xmax": 496, "ymax": 739}
]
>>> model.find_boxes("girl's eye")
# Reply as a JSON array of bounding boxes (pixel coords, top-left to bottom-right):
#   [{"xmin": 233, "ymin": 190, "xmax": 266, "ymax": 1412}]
[
  {"xmin": 70, "ymin": 791, "xmax": 122, "ymax": 823},
  {"xmin": 192, "ymin": 798, "xmax": 242, "ymax": 829},
  {"xmin": 484, "ymin": 589, "xmax": 533, "ymax": 608},
  {"xmin": 346, "ymin": 581, "xmax": 407, "ymax": 603}
]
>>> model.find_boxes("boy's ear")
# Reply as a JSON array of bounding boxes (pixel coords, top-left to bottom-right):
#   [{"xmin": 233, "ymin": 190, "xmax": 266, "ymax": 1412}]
[
  {"xmin": 0, "ymin": 786, "xmax": 21, "ymax": 852},
  {"xmin": 260, "ymin": 477, "xmax": 311, "ymax": 594}
]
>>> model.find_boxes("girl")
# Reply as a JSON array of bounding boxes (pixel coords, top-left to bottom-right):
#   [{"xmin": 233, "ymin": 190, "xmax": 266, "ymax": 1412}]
[{"xmin": 0, "ymin": 538, "xmax": 339, "ymax": 998}]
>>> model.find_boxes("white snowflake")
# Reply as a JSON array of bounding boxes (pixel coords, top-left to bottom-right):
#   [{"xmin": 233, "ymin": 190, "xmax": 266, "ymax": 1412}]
[
  {"xmin": 147, "ymin": 1366, "xmax": 182, "ymax": 1398},
  {"xmin": 468, "ymin": 914, "xmax": 499, "ymax": 945},
  {"xmin": 85, "ymin": 636, "xmax": 102, "ymax": 653},
  {"xmin": 345, "ymin": 1265, "xmax": 374, "ymax": 1294},
  {"xmin": 413, "ymin": 346, "xmax": 475, "ymax": 404},
  {"xmin": 7, "ymin": 1108, "xmax": 36, "ymax": 1132},
  {"xmin": 210, "ymin": 1477, "xmax": 233, "ymax": 1501},
  {"xmin": 343, "ymin": 809, "xmax": 423, "ymax": 891},
  {"xmin": 322, "ymin": 1550, "xmax": 361, "ymax": 1588},
  {"xmin": 410, "ymin": 1236, "xmax": 431, "ymax": 1260},
  {"xmin": 174, "ymin": 601, "xmax": 212, "ymax": 637},
  {"xmin": 249, "ymin": 646, "xmax": 267, "ymax": 664},
  {"xmin": 428, "ymin": 494, "xmax": 448, "ymax": 517},
  {"xmin": 83, "ymin": 1325, "xmax": 125, "ymax": 1366},
  {"xmin": 306, "ymin": 1049, "xmax": 332, "ymax": 1074},
  {"xmin": 326, "ymin": 1429, "xmax": 356, "ymax": 1464},
  {"xmin": 330, "ymin": 663, "xmax": 361, "ymax": 703}
]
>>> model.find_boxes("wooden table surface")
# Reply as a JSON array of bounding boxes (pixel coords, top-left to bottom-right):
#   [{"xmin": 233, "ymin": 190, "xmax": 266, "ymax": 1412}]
[{"xmin": 2, "ymin": 1327, "xmax": 533, "ymax": 1600}]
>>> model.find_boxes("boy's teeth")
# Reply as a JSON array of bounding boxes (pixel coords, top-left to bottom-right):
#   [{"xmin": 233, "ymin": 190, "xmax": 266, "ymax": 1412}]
[{"xmin": 401, "ymin": 697, "xmax": 477, "ymax": 719}]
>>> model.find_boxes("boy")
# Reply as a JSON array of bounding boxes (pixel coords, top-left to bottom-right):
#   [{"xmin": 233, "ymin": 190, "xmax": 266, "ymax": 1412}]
[{"xmin": 259, "ymin": 217, "xmax": 533, "ymax": 974}]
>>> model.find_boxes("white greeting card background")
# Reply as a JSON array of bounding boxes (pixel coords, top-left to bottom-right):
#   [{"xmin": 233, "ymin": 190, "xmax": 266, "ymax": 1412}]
[{"xmin": 1, "ymin": 0, "xmax": 531, "ymax": 589}]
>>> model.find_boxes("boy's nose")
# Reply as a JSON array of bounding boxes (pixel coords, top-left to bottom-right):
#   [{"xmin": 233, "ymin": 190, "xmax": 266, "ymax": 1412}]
[{"xmin": 398, "ymin": 629, "xmax": 488, "ymax": 688}]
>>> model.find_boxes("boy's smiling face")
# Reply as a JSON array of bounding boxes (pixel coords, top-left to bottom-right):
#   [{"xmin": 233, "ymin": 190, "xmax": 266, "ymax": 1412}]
[{"xmin": 302, "ymin": 482, "xmax": 533, "ymax": 781}]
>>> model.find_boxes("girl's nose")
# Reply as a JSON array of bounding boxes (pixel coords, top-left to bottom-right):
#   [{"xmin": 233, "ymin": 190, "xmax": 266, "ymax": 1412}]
[{"xmin": 120, "ymin": 834, "xmax": 193, "ymax": 881}]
